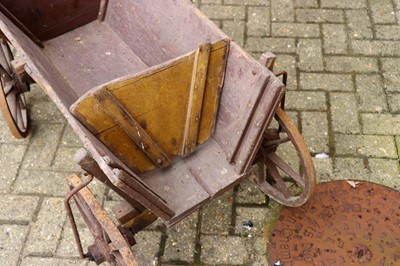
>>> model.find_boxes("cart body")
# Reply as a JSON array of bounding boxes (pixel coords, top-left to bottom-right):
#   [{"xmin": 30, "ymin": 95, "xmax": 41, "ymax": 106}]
[{"xmin": 0, "ymin": 1, "xmax": 315, "ymax": 264}]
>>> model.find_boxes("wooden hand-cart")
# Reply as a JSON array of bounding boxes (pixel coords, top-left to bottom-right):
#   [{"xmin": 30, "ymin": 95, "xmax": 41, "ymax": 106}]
[{"xmin": 0, "ymin": 0, "xmax": 316, "ymax": 265}]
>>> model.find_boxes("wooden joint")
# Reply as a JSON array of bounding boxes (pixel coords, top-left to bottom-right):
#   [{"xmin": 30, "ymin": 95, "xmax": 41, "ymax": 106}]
[{"xmin": 11, "ymin": 58, "xmax": 26, "ymax": 75}]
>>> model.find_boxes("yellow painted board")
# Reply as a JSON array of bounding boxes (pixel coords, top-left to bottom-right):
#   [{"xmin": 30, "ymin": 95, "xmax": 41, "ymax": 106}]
[{"xmin": 71, "ymin": 39, "xmax": 229, "ymax": 173}]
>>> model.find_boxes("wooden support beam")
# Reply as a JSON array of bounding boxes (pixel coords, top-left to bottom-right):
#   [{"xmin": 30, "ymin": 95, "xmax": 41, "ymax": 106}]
[
  {"xmin": 93, "ymin": 88, "xmax": 171, "ymax": 169},
  {"xmin": 182, "ymin": 42, "xmax": 211, "ymax": 156}
]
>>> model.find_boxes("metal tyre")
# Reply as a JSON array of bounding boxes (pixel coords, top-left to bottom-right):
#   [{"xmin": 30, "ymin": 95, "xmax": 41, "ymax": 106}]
[
  {"xmin": 254, "ymin": 107, "xmax": 316, "ymax": 207},
  {"xmin": 0, "ymin": 37, "xmax": 29, "ymax": 138}
]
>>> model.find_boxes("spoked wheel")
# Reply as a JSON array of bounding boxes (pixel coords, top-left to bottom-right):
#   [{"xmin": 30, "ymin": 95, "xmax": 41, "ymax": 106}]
[
  {"xmin": 65, "ymin": 174, "xmax": 138, "ymax": 266},
  {"xmin": 253, "ymin": 107, "xmax": 316, "ymax": 207},
  {"xmin": 0, "ymin": 37, "xmax": 29, "ymax": 138}
]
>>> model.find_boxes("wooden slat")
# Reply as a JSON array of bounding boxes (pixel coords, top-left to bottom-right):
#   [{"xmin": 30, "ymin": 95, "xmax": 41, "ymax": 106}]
[
  {"xmin": 233, "ymin": 78, "xmax": 285, "ymax": 174},
  {"xmin": 115, "ymin": 169, "xmax": 175, "ymax": 219},
  {"xmin": 93, "ymin": 88, "xmax": 171, "ymax": 169},
  {"xmin": 182, "ymin": 42, "xmax": 211, "ymax": 156},
  {"xmin": 98, "ymin": 0, "xmax": 109, "ymax": 21}
]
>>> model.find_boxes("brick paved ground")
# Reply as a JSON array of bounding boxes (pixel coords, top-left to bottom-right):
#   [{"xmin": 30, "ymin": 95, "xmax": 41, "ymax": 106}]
[{"xmin": 1, "ymin": 0, "xmax": 400, "ymax": 265}]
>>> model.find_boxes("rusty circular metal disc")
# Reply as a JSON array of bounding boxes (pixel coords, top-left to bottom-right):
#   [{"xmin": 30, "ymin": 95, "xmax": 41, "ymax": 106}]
[{"xmin": 269, "ymin": 181, "xmax": 400, "ymax": 265}]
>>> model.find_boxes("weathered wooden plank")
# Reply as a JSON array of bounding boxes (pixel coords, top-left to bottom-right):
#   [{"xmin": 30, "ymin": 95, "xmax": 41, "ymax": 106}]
[
  {"xmin": 141, "ymin": 161, "xmax": 210, "ymax": 223},
  {"xmin": 115, "ymin": 169, "xmax": 175, "ymax": 220},
  {"xmin": 184, "ymin": 139, "xmax": 250, "ymax": 197},
  {"xmin": 74, "ymin": 148, "xmax": 146, "ymax": 212},
  {"xmin": 93, "ymin": 88, "xmax": 171, "ymax": 169},
  {"xmin": 182, "ymin": 42, "xmax": 211, "ymax": 156},
  {"xmin": 44, "ymin": 21, "xmax": 148, "ymax": 97},
  {"xmin": 105, "ymin": 0, "xmax": 227, "ymax": 66}
]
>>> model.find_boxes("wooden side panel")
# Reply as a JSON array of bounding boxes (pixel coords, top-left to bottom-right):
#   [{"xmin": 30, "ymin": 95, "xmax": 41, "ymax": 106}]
[
  {"xmin": 213, "ymin": 44, "xmax": 274, "ymax": 165},
  {"xmin": 105, "ymin": 0, "xmax": 227, "ymax": 66},
  {"xmin": 0, "ymin": 0, "xmax": 101, "ymax": 40},
  {"xmin": 233, "ymin": 77, "xmax": 285, "ymax": 174},
  {"xmin": 71, "ymin": 40, "xmax": 229, "ymax": 174}
]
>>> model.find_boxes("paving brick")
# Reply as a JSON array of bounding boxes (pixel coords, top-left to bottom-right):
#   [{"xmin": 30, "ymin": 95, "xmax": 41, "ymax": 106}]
[
  {"xmin": 201, "ymin": 190, "xmax": 233, "ymax": 234},
  {"xmin": 61, "ymin": 125, "xmax": 82, "ymax": 147},
  {"xmin": 20, "ymin": 257, "xmax": 86, "ymax": 266},
  {"xmin": 0, "ymin": 164, "xmax": 19, "ymax": 193},
  {"xmin": 132, "ymin": 231, "xmax": 163, "ymax": 266},
  {"xmin": 355, "ymin": 74, "xmax": 388, "ymax": 113},
  {"xmin": 325, "ymin": 56, "xmax": 378, "ymax": 73},
  {"xmin": 388, "ymin": 93, "xmax": 400, "ymax": 113},
  {"xmin": 312, "ymin": 157, "xmax": 334, "ymax": 182},
  {"xmin": 163, "ymin": 212, "xmax": 197, "ymax": 263},
  {"xmin": 376, "ymin": 25, "xmax": 400, "ymax": 40},
  {"xmin": 345, "ymin": 10, "xmax": 373, "ymax": 39},
  {"xmin": 224, "ymin": 0, "xmax": 267, "ymax": 4},
  {"xmin": 25, "ymin": 84, "xmax": 50, "ymax": 103},
  {"xmin": 14, "ymin": 170, "xmax": 69, "ymax": 196},
  {"xmin": 0, "ymin": 143, "xmax": 27, "ymax": 164},
  {"xmin": 333, "ymin": 158, "xmax": 371, "ymax": 180},
  {"xmin": 272, "ymin": 23, "xmax": 320, "ymax": 38},
  {"xmin": 395, "ymin": 0, "xmax": 400, "ymax": 9},
  {"xmin": 300, "ymin": 73, "xmax": 353, "ymax": 91},
  {"xmin": 0, "ymin": 225, "xmax": 29, "ymax": 266},
  {"xmin": 382, "ymin": 58, "xmax": 400, "ymax": 92},
  {"xmin": 56, "ymin": 225, "xmax": 94, "ymax": 258},
  {"xmin": 235, "ymin": 207, "xmax": 272, "ymax": 236},
  {"xmin": 296, "ymin": 9, "xmax": 344, "ymax": 23},
  {"xmin": 0, "ymin": 195, "xmax": 40, "ymax": 223},
  {"xmin": 330, "ymin": 93, "xmax": 360, "ymax": 134},
  {"xmin": 24, "ymin": 197, "xmax": 65, "ymax": 256},
  {"xmin": 286, "ymin": 91, "xmax": 326, "ymax": 111},
  {"xmin": 301, "ymin": 111, "xmax": 330, "ymax": 153},
  {"xmin": 200, "ymin": 235, "xmax": 249, "ymax": 264},
  {"xmin": 247, "ymin": 7, "xmax": 270, "ymax": 37},
  {"xmin": 201, "ymin": 5, "xmax": 245, "ymax": 20},
  {"xmin": 274, "ymin": 54, "xmax": 297, "ymax": 89},
  {"xmin": 52, "ymin": 146, "xmax": 81, "ymax": 172},
  {"xmin": 21, "ymin": 123, "xmax": 64, "ymax": 169},
  {"xmin": 294, "ymin": 0, "xmax": 318, "ymax": 8},
  {"xmin": 297, "ymin": 39, "xmax": 323, "ymax": 71},
  {"xmin": 246, "ymin": 37, "xmax": 296, "ymax": 53},
  {"xmin": 321, "ymin": 0, "xmax": 367, "ymax": 9},
  {"xmin": 368, "ymin": 159, "xmax": 400, "ymax": 189},
  {"xmin": 30, "ymin": 101, "xmax": 66, "ymax": 123},
  {"xmin": 351, "ymin": 40, "xmax": 400, "ymax": 56},
  {"xmin": 370, "ymin": 0, "xmax": 397, "ymax": 24},
  {"xmin": 361, "ymin": 113, "xmax": 400, "ymax": 135},
  {"xmin": 322, "ymin": 24, "xmax": 347, "ymax": 54},
  {"xmin": 236, "ymin": 179, "xmax": 267, "ymax": 204},
  {"xmin": 202, "ymin": 0, "xmax": 222, "ymax": 4},
  {"xmin": 335, "ymin": 134, "xmax": 397, "ymax": 158},
  {"xmin": 271, "ymin": 0, "xmax": 294, "ymax": 22},
  {"xmin": 0, "ymin": 143, "xmax": 27, "ymax": 192},
  {"xmin": 222, "ymin": 20, "xmax": 245, "ymax": 46}
]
